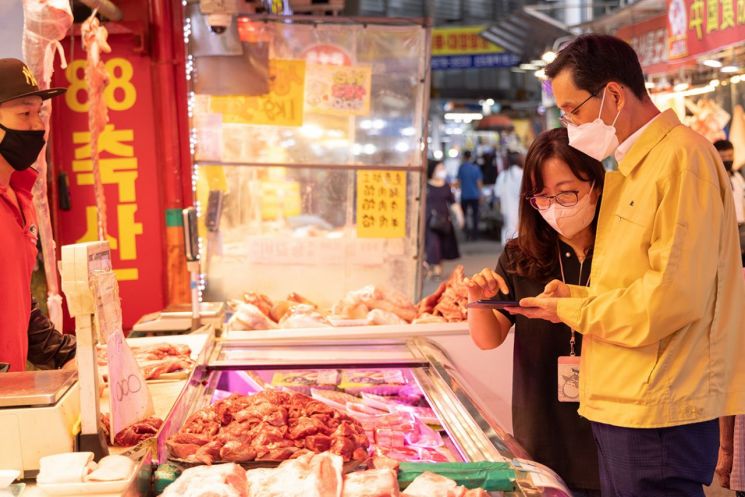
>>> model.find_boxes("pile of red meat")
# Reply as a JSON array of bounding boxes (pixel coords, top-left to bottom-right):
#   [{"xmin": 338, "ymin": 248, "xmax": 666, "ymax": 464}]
[
  {"xmin": 416, "ymin": 265, "xmax": 469, "ymax": 323},
  {"xmin": 100, "ymin": 413, "xmax": 163, "ymax": 447},
  {"xmin": 159, "ymin": 452, "xmax": 489, "ymax": 497},
  {"xmin": 167, "ymin": 391, "xmax": 370, "ymax": 465},
  {"xmin": 97, "ymin": 343, "xmax": 194, "ymax": 381}
]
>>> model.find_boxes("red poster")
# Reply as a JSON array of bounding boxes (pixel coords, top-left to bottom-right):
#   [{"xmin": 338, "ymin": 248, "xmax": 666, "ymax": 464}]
[
  {"xmin": 51, "ymin": 33, "xmax": 166, "ymax": 330},
  {"xmin": 667, "ymin": 0, "xmax": 745, "ymax": 60},
  {"xmin": 615, "ymin": 15, "xmax": 670, "ymax": 75}
]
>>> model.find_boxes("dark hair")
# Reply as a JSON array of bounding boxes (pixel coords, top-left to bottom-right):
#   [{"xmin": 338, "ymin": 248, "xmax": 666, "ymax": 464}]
[
  {"xmin": 505, "ymin": 128, "xmax": 606, "ymax": 281},
  {"xmin": 545, "ymin": 34, "xmax": 648, "ymax": 100},
  {"xmin": 463, "ymin": 150, "xmax": 472, "ymax": 160},
  {"xmin": 507, "ymin": 151, "xmax": 523, "ymax": 168},
  {"xmin": 714, "ymin": 139, "xmax": 734, "ymax": 152},
  {"xmin": 427, "ymin": 159, "xmax": 442, "ymax": 179}
]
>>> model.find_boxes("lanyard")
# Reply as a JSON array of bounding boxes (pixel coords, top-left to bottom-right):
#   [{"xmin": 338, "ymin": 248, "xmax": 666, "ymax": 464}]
[{"xmin": 557, "ymin": 245, "xmax": 589, "ymax": 356}]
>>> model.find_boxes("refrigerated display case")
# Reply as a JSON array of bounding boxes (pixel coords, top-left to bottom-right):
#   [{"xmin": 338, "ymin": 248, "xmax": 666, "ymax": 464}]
[{"xmin": 156, "ymin": 336, "xmax": 570, "ymax": 496}]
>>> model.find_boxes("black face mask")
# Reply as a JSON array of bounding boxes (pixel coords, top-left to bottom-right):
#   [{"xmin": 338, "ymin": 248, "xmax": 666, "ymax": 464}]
[
  {"xmin": 723, "ymin": 160, "xmax": 734, "ymax": 173},
  {"xmin": 0, "ymin": 122, "xmax": 45, "ymax": 171}
]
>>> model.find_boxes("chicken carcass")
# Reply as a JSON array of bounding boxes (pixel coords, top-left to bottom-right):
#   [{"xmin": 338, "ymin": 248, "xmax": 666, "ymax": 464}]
[
  {"xmin": 245, "ymin": 452, "xmax": 343, "ymax": 497},
  {"xmin": 228, "ymin": 303, "xmax": 279, "ymax": 331},
  {"xmin": 342, "ymin": 469, "xmax": 400, "ymax": 497},
  {"xmin": 333, "ymin": 286, "xmax": 417, "ymax": 323}
]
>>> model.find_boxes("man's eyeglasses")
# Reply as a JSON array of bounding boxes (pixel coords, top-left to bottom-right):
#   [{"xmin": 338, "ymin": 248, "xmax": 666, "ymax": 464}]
[
  {"xmin": 528, "ymin": 191, "xmax": 581, "ymax": 210},
  {"xmin": 559, "ymin": 92, "xmax": 597, "ymax": 127}
]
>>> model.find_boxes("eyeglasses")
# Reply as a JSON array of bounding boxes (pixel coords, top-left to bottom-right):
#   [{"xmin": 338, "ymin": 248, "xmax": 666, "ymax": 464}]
[
  {"xmin": 559, "ymin": 92, "xmax": 597, "ymax": 127},
  {"xmin": 528, "ymin": 190, "xmax": 580, "ymax": 210}
]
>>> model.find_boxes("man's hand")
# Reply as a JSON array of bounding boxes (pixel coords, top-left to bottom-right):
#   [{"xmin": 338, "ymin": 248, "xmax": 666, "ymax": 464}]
[
  {"xmin": 504, "ymin": 279, "xmax": 569, "ymax": 323},
  {"xmin": 715, "ymin": 445, "xmax": 733, "ymax": 489},
  {"xmin": 506, "ymin": 297, "xmax": 562, "ymax": 323}
]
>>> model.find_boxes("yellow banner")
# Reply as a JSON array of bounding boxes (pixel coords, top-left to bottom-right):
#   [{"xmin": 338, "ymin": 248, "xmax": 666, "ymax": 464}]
[
  {"xmin": 210, "ymin": 59, "xmax": 306, "ymax": 127},
  {"xmin": 432, "ymin": 25, "xmax": 503, "ymax": 56},
  {"xmin": 356, "ymin": 170, "xmax": 407, "ymax": 239}
]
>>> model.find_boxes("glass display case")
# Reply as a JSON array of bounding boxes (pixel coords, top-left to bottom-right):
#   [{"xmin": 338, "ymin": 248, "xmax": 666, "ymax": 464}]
[{"xmin": 185, "ymin": 6, "xmax": 431, "ymax": 307}]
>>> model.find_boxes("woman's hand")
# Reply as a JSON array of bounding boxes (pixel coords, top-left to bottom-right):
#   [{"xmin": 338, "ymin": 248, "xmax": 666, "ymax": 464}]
[{"xmin": 464, "ymin": 268, "xmax": 509, "ymax": 302}]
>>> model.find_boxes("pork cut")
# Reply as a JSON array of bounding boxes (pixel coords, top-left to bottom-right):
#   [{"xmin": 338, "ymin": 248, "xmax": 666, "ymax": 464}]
[{"xmin": 341, "ymin": 469, "xmax": 400, "ymax": 497}]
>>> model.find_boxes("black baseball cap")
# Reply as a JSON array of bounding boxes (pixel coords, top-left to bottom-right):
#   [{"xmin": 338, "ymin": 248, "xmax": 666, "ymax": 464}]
[{"xmin": 0, "ymin": 58, "xmax": 66, "ymax": 105}]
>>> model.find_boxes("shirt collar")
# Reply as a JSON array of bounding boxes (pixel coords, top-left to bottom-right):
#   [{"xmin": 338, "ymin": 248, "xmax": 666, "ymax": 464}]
[
  {"xmin": 616, "ymin": 109, "xmax": 682, "ymax": 177},
  {"xmin": 7, "ymin": 168, "xmax": 38, "ymax": 196},
  {"xmin": 614, "ymin": 113, "xmax": 662, "ymax": 163}
]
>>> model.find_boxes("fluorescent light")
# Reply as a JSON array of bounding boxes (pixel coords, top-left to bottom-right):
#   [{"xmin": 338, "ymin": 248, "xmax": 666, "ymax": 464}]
[
  {"xmin": 732, "ymin": 75, "xmax": 742, "ymax": 84},
  {"xmin": 722, "ymin": 65, "xmax": 740, "ymax": 73},
  {"xmin": 485, "ymin": 98, "xmax": 495, "ymax": 106},
  {"xmin": 444, "ymin": 112, "xmax": 483, "ymax": 121},
  {"xmin": 447, "ymin": 149, "xmax": 459, "ymax": 158},
  {"xmin": 702, "ymin": 59, "xmax": 723, "ymax": 68},
  {"xmin": 542, "ymin": 51, "xmax": 557, "ymax": 63},
  {"xmin": 531, "ymin": 59, "xmax": 547, "ymax": 67},
  {"xmin": 534, "ymin": 69, "xmax": 547, "ymax": 80},
  {"xmin": 433, "ymin": 150, "xmax": 444, "ymax": 160},
  {"xmin": 658, "ymin": 85, "xmax": 716, "ymax": 99},
  {"xmin": 673, "ymin": 82, "xmax": 690, "ymax": 92},
  {"xmin": 709, "ymin": 78, "xmax": 721, "ymax": 87},
  {"xmin": 511, "ymin": 68, "xmax": 526, "ymax": 73},
  {"xmin": 394, "ymin": 141, "xmax": 410, "ymax": 153},
  {"xmin": 519, "ymin": 63, "xmax": 538, "ymax": 71},
  {"xmin": 400, "ymin": 127, "xmax": 416, "ymax": 137},
  {"xmin": 645, "ymin": 81, "xmax": 655, "ymax": 89}
]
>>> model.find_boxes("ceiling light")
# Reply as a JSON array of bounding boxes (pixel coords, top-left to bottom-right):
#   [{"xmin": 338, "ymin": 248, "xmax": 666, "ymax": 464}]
[
  {"xmin": 531, "ymin": 59, "xmax": 547, "ymax": 67},
  {"xmin": 721, "ymin": 65, "xmax": 740, "ymax": 73},
  {"xmin": 645, "ymin": 81, "xmax": 655, "ymax": 89},
  {"xmin": 519, "ymin": 63, "xmax": 538, "ymax": 71},
  {"xmin": 542, "ymin": 51, "xmax": 557, "ymax": 64},
  {"xmin": 444, "ymin": 112, "xmax": 483, "ymax": 121},
  {"xmin": 732, "ymin": 75, "xmax": 742, "ymax": 84},
  {"xmin": 709, "ymin": 78, "xmax": 721, "ymax": 87},
  {"xmin": 534, "ymin": 69, "xmax": 547, "ymax": 80},
  {"xmin": 673, "ymin": 82, "xmax": 690, "ymax": 92},
  {"xmin": 702, "ymin": 59, "xmax": 723, "ymax": 68}
]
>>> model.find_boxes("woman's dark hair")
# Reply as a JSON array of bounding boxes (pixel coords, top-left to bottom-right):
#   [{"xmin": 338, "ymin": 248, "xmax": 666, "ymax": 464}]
[
  {"xmin": 427, "ymin": 159, "xmax": 441, "ymax": 180},
  {"xmin": 545, "ymin": 34, "xmax": 648, "ymax": 100},
  {"xmin": 714, "ymin": 139, "xmax": 734, "ymax": 152},
  {"xmin": 504, "ymin": 128, "xmax": 606, "ymax": 281}
]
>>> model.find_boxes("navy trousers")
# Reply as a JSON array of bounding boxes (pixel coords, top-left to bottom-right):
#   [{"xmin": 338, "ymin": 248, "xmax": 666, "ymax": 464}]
[{"xmin": 591, "ymin": 419, "xmax": 719, "ymax": 497}]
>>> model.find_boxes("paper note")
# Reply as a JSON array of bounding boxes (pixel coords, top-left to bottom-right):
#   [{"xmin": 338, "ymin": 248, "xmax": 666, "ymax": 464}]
[
  {"xmin": 356, "ymin": 170, "xmax": 407, "ymax": 238},
  {"xmin": 305, "ymin": 64, "xmax": 372, "ymax": 116}
]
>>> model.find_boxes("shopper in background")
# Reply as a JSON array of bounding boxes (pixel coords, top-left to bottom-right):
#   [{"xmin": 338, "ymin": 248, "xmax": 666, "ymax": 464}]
[
  {"xmin": 714, "ymin": 139, "xmax": 745, "ymax": 265},
  {"xmin": 494, "ymin": 149, "xmax": 524, "ymax": 243},
  {"xmin": 0, "ymin": 58, "xmax": 76, "ymax": 372},
  {"xmin": 456, "ymin": 150, "xmax": 483, "ymax": 240},
  {"xmin": 510, "ymin": 34, "xmax": 745, "ymax": 497},
  {"xmin": 424, "ymin": 160, "xmax": 461, "ymax": 278},
  {"xmin": 466, "ymin": 128, "xmax": 604, "ymax": 496}
]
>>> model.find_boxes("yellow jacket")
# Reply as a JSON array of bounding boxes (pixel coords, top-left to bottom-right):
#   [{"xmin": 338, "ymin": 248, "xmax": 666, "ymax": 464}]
[{"xmin": 557, "ymin": 109, "xmax": 745, "ymax": 428}]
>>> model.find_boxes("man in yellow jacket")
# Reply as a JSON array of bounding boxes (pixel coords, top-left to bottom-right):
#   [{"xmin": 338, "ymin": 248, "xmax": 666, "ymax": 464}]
[{"xmin": 511, "ymin": 34, "xmax": 745, "ymax": 496}]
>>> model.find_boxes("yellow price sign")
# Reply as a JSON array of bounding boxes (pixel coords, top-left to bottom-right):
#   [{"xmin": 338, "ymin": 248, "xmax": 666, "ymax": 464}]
[
  {"xmin": 356, "ymin": 170, "xmax": 407, "ymax": 239},
  {"xmin": 210, "ymin": 59, "xmax": 306, "ymax": 127}
]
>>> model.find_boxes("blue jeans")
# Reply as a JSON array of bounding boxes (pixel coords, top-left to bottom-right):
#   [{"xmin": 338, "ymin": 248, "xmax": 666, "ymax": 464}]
[
  {"xmin": 460, "ymin": 198, "xmax": 480, "ymax": 239},
  {"xmin": 591, "ymin": 420, "xmax": 719, "ymax": 497}
]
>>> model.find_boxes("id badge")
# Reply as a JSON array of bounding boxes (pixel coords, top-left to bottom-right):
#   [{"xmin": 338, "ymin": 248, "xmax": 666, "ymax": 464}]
[{"xmin": 557, "ymin": 356, "xmax": 581, "ymax": 402}]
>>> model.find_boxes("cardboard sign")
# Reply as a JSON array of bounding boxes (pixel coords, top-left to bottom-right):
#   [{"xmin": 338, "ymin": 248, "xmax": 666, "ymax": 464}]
[
  {"xmin": 356, "ymin": 170, "xmax": 407, "ymax": 239},
  {"xmin": 106, "ymin": 330, "xmax": 153, "ymax": 444}
]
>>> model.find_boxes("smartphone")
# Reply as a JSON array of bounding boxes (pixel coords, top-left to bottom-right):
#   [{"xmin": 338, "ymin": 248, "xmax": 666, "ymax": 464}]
[{"xmin": 467, "ymin": 299, "xmax": 522, "ymax": 309}]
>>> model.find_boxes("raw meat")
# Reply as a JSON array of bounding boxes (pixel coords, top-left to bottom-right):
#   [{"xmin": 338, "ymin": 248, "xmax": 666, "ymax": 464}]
[
  {"xmin": 242, "ymin": 292, "xmax": 274, "ymax": 319},
  {"xmin": 333, "ymin": 286, "xmax": 417, "ymax": 323},
  {"xmin": 96, "ymin": 343, "xmax": 194, "ymax": 381},
  {"xmin": 100, "ymin": 413, "xmax": 163, "ymax": 447},
  {"xmin": 159, "ymin": 463, "xmax": 249, "ymax": 497},
  {"xmin": 427, "ymin": 266, "xmax": 468, "ymax": 322},
  {"xmin": 22, "ymin": 0, "xmax": 73, "ymax": 330},
  {"xmin": 402, "ymin": 472, "xmax": 457, "ymax": 497},
  {"xmin": 81, "ymin": 13, "xmax": 112, "ymax": 240},
  {"xmin": 228, "ymin": 303, "xmax": 279, "ymax": 331},
  {"xmin": 366, "ymin": 309, "xmax": 407, "ymax": 326},
  {"xmin": 245, "ymin": 452, "xmax": 343, "ymax": 497},
  {"xmin": 411, "ymin": 313, "xmax": 446, "ymax": 324},
  {"xmin": 342, "ymin": 469, "xmax": 399, "ymax": 497},
  {"xmin": 279, "ymin": 304, "xmax": 330, "ymax": 328},
  {"xmin": 417, "ymin": 280, "xmax": 447, "ymax": 315},
  {"xmin": 167, "ymin": 391, "xmax": 370, "ymax": 464},
  {"xmin": 270, "ymin": 301, "xmax": 293, "ymax": 322},
  {"xmin": 85, "ymin": 455, "xmax": 135, "ymax": 482}
]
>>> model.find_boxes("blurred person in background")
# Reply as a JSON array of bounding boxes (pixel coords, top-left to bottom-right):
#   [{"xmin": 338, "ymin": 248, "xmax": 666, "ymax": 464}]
[
  {"xmin": 424, "ymin": 160, "xmax": 461, "ymax": 278},
  {"xmin": 456, "ymin": 150, "xmax": 483, "ymax": 240},
  {"xmin": 494, "ymin": 149, "xmax": 524, "ymax": 243},
  {"xmin": 714, "ymin": 139, "xmax": 745, "ymax": 266}
]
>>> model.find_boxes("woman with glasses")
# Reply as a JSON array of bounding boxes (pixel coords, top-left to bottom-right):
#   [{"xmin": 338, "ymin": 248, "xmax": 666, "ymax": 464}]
[{"xmin": 466, "ymin": 128, "xmax": 605, "ymax": 497}]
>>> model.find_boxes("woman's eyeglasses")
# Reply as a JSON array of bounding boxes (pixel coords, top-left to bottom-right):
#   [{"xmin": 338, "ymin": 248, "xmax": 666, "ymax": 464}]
[{"xmin": 528, "ymin": 191, "xmax": 580, "ymax": 210}]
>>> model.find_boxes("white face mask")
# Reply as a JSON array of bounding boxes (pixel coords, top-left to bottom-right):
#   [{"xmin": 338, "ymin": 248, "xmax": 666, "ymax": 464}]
[
  {"xmin": 434, "ymin": 170, "xmax": 448, "ymax": 180},
  {"xmin": 567, "ymin": 87, "xmax": 621, "ymax": 161},
  {"xmin": 539, "ymin": 183, "xmax": 598, "ymax": 239}
]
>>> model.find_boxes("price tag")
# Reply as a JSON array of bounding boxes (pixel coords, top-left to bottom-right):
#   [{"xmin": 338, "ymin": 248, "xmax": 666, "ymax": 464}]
[{"xmin": 106, "ymin": 330, "xmax": 154, "ymax": 444}]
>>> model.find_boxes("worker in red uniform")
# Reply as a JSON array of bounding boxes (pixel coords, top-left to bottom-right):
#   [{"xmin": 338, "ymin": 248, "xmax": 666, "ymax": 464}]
[{"xmin": 0, "ymin": 58, "xmax": 75, "ymax": 372}]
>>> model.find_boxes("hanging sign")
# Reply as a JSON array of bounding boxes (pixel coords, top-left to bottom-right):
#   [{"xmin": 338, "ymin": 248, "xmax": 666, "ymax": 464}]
[
  {"xmin": 210, "ymin": 59, "xmax": 306, "ymax": 127},
  {"xmin": 615, "ymin": 15, "xmax": 669, "ymax": 74},
  {"xmin": 356, "ymin": 170, "xmax": 407, "ymax": 239},
  {"xmin": 305, "ymin": 64, "xmax": 372, "ymax": 116},
  {"xmin": 667, "ymin": 0, "xmax": 745, "ymax": 60}
]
